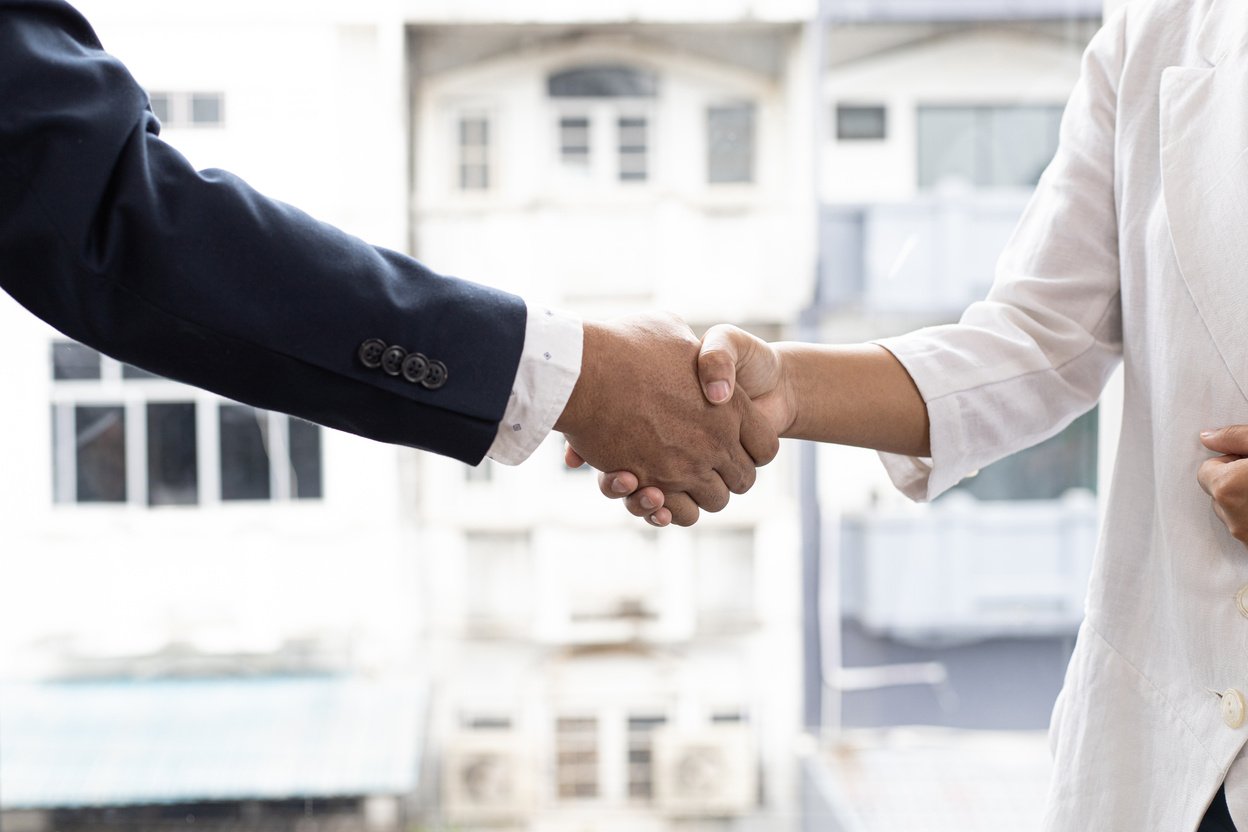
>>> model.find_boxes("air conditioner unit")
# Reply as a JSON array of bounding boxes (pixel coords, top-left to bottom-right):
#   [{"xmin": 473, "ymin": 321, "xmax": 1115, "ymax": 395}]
[
  {"xmin": 442, "ymin": 731, "xmax": 534, "ymax": 824},
  {"xmin": 653, "ymin": 726, "xmax": 756, "ymax": 817}
]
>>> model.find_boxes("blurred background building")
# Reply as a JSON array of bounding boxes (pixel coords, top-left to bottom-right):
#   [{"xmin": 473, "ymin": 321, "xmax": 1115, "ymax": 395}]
[{"xmin": 0, "ymin": 0, "xmax": 1111, "ymax": 830}]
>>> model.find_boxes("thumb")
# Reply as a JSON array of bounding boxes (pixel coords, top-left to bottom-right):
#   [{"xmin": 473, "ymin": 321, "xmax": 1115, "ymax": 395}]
[
  {"xmin": 1202, "ymin": 425, "xmax": 1248, "ymax": 456},
  {"xmin": 698, "ymin": 324, "xmax": 744, "ymax": 404}
]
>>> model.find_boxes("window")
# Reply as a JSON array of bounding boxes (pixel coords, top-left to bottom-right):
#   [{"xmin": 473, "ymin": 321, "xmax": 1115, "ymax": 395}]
[
  {"xmin": 618, "ymin": 116, "xmax": 649, "ymax": 182},
  {"xmin": 458, "ymin": 115, "xmax": 491, "ymax": 191},
  {"xmin": 949, "ymin": 408, "xmax": 1098, "ymax": 502},
  {"xmin": 461, "ymin": 713, "xmax": 513, "ymax": 731},
  {"xmin": 555, "ymin": 717, "xmax": 599, "ymax": 800},
  {"xmin": 917, "ymin": 104, "xmax": 1064, "ymax": 190},
  {"xmin": 50, "ymin": 340, "xmax": 321, "ymax": 506},
  {"xmin": 548, "ymin": 65, "xmax": 657, "ymax": 99},
  {"xmin": 627, "ymin": 715, "xmax": 667, "ymax": 801},
  {"xmin": 559, "ymin": 116, "xmax": 591, "ymax": 169},
  {"xmin": 147, "ymin": 91, "xmax": 224, "ymax": 128},
  {"xmin": 548, "ymin": 65, "xmax": 655, "ymax": 187},
  {"xmin": 836, "ymin": 104, "xmax": 887, "ymax": 141},
  {"xmin": 707, "ymin": 103, "xmax": 755, "ymax": 184}
]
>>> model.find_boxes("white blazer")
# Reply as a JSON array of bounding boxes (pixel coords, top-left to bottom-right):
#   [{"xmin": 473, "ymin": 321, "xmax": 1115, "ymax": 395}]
[{"xmin": 877, "ymin": 0, "xmax": 1248, "ymax": 828}]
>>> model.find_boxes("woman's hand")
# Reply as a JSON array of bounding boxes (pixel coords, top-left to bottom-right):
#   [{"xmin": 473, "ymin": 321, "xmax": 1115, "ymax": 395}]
[
  {"xmin": 1199, "ymin": 426, "xmax": 1248, "ymax": 547},
  {"xmin": 567, "ymin": 325, "xmax": 793, "ymax": 526}
]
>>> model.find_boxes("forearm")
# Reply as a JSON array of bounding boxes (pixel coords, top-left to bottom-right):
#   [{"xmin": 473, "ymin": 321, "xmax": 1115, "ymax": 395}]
[{"xmin": 777, "ymin": 342, "xmax": 931, "ymax": 457}]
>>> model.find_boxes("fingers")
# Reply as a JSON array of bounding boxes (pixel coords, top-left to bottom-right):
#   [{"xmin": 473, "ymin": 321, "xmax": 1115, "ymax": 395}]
[
  {"xmin": 598, "ymin": 470, "xmax": 640, "ymax": 498},
  {"xmin": 685, "ymin": 471, "xmax": 732, "ymax": 514},
  {"xmin": 564, "ymin": 443, "xmax": 586, "ymax": 469},
  {"xmin": 1203, "ymin": 426, "xmax": 1248, "ymax": 457},
  {"xmin": 698, "ymin": 324, "xmax": 747, "ymax": 404},
  {"xmin": 622, "ymin": 486, "xmax": 667, "ymax": 515},
  {"xmin": 663, "ymin": 493, "xmax": 700, "ymax": 527},
  {"xmin": 1198, "ymin": 455, "xmax": 1236, "ymax": 497}
]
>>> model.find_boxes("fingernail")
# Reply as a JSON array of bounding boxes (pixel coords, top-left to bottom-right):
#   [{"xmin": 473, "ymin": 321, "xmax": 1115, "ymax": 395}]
[
  {"xmin": 646, "ymin": 515, "xmax": 663, "ymax": 527},
  {"xmin": 640, "ymin": 495, "xmax": 657, "ymax": 511},
  {"xmin": 1202, "ymin": 430, "xmax": 1219, "ymax": 439},
  {"xmin": 611, "ymin": 479, "xmax": 630, "ymax": 494},
  {"xmin": 707, "ymin": 381, "xmax": 731, "ymax": 403}
]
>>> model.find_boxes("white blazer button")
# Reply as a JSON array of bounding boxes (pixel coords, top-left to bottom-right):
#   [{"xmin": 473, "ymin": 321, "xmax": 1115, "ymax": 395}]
[
  {"xmin": 1223, "ymin": 689, "xmax": 1246, "ymax": 729},
  {"xmin": 1236, "ymin": 586, "xmax": 1248, "ymax": 619}
]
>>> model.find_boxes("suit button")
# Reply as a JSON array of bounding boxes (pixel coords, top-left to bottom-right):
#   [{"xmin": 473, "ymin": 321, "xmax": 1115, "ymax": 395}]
[
  {"xmin": 358, "ymin": 339, "xmax": 387, "ymax": 369},
  {"xmin": 1236, "ymin": 585, "xmax": 1248, "ymax": 619},
  {"xmin": 1223, "ymin": 689, "xmax": 1246, "ymax": 729},
  {"xmin": 402, "ymin": 352, "xmax": 430, "ymax": 384},
  {"xmin": 422, "ymin": 360, "xmax": 448, "ymax": 390},
  {"xmin": 381, "ymin": 345, "xmax": 407, "ymax": 376}
]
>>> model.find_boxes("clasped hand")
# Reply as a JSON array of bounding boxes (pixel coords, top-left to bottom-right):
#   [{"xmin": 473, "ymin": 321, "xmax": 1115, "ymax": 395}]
[{"xmin": 561, "ymin": 322, "xmax": 793, "ymax": 527}]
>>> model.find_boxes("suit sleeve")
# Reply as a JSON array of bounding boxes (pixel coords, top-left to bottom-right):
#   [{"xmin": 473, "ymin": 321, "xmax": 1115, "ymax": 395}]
[
  {"xmin": 0, "ymin": 0, "xmax": 528, "ymax": 465},
  {"xmin": 874, "ymin": 8, "xmax": 1128, "ymax": 501}
]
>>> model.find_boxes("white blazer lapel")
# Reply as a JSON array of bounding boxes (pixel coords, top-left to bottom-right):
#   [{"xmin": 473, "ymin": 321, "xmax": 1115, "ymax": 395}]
[{"xmin": 1160, "ymin": 0, "xmax": 1248, "ymax": 398}]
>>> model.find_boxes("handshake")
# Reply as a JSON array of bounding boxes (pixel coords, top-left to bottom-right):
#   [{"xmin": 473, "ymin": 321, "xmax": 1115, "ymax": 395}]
[{"xmin": 553, "ymin": 312, "xmax": 797, "ymax": 528}]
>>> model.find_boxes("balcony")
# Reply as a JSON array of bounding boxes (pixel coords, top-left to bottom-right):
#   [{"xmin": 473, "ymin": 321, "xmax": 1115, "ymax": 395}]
[
  {"xmin": 838, "ymin": 491, "xmax": 1097, "ymax": 643},
  {"xmin": 819, "ymin": 192, "xmax": 1032, "ymax": 317}
]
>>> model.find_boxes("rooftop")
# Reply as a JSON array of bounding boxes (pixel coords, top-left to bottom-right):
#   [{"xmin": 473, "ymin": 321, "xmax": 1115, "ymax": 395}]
[{"xmin": 0, "ymin": 676, "xmax": 425, "ymax": 810}]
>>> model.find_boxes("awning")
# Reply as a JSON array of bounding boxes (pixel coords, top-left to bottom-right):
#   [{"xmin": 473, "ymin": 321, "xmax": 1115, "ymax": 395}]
[{"xmin": 0, "ymin": 676, "xmax": 425, "ymax": 810}]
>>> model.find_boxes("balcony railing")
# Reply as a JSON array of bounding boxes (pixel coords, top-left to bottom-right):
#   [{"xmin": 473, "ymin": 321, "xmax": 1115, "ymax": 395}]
[
  {"xmin": 819, "ymin": 192, "xmax": 1034, "ymax": 316},
  {"xmin": 838, "ymin": 491, "xmax": 1097, "ymax": 642}
]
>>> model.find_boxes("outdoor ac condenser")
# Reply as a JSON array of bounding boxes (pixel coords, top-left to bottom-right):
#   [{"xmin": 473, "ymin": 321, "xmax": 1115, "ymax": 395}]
[
  {"xmin": 442, "ymin": 731, "xmax": 534, "ymax": 824},
  {"xmin": 653, "ymin": 725, "xmax": 756, "ymax": 817}
]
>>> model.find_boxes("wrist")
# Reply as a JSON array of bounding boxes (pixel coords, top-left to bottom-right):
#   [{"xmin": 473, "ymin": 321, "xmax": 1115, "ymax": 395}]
[
  {"xmin": 773, "ymin": 342, "xmax": 803, "ymax": 439},
  {"xmin": 555, "ymin": 320, "xmax": 608, "ymax": 435}
]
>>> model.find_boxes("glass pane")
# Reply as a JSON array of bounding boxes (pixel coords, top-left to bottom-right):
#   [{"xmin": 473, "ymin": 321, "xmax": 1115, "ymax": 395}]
[
  {"xmin": 560, "ymin": 116, "xmax": 591, "ymax": 166},
  {"xmin": 837, "ymin": 105, "xmax": 887, "ymax": 140},
  {"xmin": 147, "ymin": 403, "xmax": 198, "ymax": 506},
  {"xmin": 148, "ymin": 92, "xmax": 171, "ymax": 123},
  {"xmin": 555, "ymin": 717, "xmax": 599, "ymax": 800},
  {"xmin": 190, "ymin": 93, "xmax": 223, "ymax": 125},
  {"xmin": 548, "ymin": 65, "xmax": 657, "ymax": 98},
  {"xmin": 219, "ymin": 405, "xmax": 270, "ymax": 501},
  {"xmin": 987, "ymin": 105, "xmax": 1063, "ymax": 188},
  {"xmin": 618, "ymin": 117, "xmax": 647, "ymax": 182},
  {"xmin": 626, "ymin": 715, "xmax": 666, "ymax": 800},
  {"xmin": 460, "ymin": 117, "xmax": 489, "ymax": 146},
  {"xmin": 917, "ymin": 106, "xmax": 978, "ymax": 190},
  {"xmin": 951, "ymin": 408, "xmax": 1098, "ymax": 502},
  {"xmin": 708, "ymin": 104, "xmax": 755, "ymax": 184},
  {"xmin": 122, "ymin": 363, "xmax": 162, "ymax": 380},
  {"xmin": 288, "ymin": 417, "xmax": 322, "ymax": 500},
  {"xmin": 75, "ymin": 405, "xmax": 126, "ymax": 503},
  {"xmin": 52, "ymin": 341, "xmax": 101, "ymax": 381}
]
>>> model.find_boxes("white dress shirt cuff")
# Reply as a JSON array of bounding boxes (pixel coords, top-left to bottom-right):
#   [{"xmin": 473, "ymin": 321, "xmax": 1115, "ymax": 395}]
[
  {"xmin": 486, "ymin": 303, "xmax": 583, "ymax": 466},
  {"xmin": 872, "ymin": 335, "xmax": 972, "ymax": 503}
]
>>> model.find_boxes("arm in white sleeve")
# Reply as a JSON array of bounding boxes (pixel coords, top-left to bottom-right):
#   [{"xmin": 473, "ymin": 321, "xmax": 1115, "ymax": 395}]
[
  {"xmin": 487, "ymin": 303, "xmax": 583, "ymax": 465},
  {"xmin": 875, "ymin": 8, "xmax": 1127, "ymax": 501}
]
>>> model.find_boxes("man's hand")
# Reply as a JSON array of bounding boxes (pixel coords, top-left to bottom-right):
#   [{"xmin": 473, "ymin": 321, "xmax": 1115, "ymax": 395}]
[
  {"xmin": 556, "ymin": 314, "xmax": 779, "ymax": 527},
  {"xmin": 1199, "ymin": 426, "xmax": 1248, "ymax": 547},
  {"xmin": 568, "ymin": 323, "xmax": 793, "ymax": 525}
]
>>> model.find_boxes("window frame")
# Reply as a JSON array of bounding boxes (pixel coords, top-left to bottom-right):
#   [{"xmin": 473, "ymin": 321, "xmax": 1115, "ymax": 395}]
[{"xmin": 49, "ymin": 341, "xmax": 322, "ymax": 508}]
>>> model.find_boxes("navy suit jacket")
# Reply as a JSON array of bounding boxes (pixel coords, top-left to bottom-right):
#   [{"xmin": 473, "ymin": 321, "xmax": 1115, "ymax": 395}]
[{"xmin": 0, "ymin": 0, "xmax": 528, "ymax": 464}]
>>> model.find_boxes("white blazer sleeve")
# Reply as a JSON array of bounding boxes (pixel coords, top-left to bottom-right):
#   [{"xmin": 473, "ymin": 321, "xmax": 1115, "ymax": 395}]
[{"xmin": 875, "ymin": 9, "xmax": 1129, "ymax": 502}]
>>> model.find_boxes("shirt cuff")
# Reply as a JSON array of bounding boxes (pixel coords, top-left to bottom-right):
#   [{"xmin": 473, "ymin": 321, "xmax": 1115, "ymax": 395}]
[
  {"xmin": 873, "ymin": 335, "xmax": 973, "ymax": 503},
  {"xmin": 486, "ymin": 303, "xmax": 583, "ymax": 466}
]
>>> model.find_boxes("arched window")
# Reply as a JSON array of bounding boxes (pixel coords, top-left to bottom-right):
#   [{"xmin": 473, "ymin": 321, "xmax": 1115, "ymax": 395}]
[
  {"xmin": 548, "ymin": 64, "xmax": 655, "ymax": 184},
  {"xmin": 547, "ymin": 65, "xmax": 657, "ymax": 99}
]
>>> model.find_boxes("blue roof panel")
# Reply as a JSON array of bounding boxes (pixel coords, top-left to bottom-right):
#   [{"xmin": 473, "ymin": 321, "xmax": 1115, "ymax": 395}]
[{"xmin": 0, "ymin": 677, "xmax": 425, "ymax": 809}]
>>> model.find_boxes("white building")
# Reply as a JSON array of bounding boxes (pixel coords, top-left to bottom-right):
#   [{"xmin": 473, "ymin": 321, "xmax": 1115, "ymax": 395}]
[
  {"xmin": 405, "ymin": 6, "xmax": 813, "ymax": 829},
  {"xmin": 0, "ymin": 3, "xmax": 812, "ymax": 831}
]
